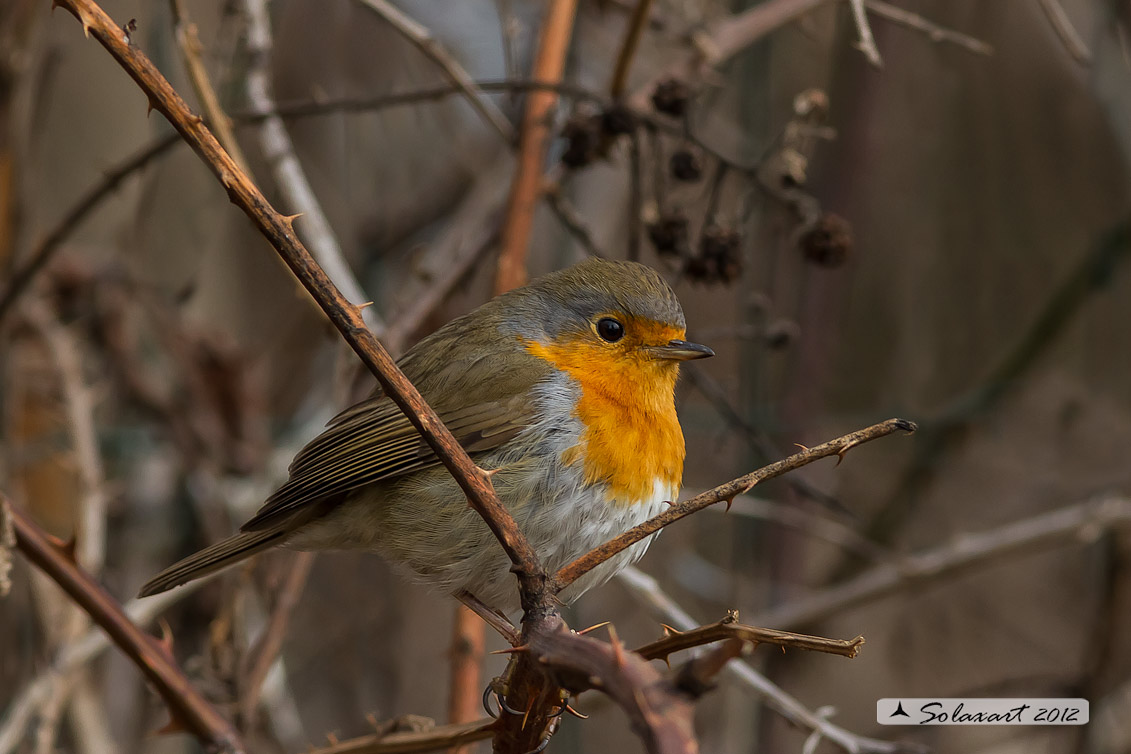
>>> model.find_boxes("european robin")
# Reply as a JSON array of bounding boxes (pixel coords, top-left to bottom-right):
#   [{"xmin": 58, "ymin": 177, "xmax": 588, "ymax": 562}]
[{"xmin": 139, "ymin": 258, "xmax": 713, "ymax": 610}]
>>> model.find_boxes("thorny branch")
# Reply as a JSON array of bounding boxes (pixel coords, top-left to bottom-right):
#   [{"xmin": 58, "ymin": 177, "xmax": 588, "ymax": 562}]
[
  {"xmin": 616, "ymin": 567, "xmax": 922, "ymax": 754},
  {"xmin": 169, "ymin": 0, "xmax": 251, "ymax": 174},
  {"xmin": 553, "ymin": 418, "xmax": 917, "ymax": 591},
  {"xmin": 633, "ymin": 610, "xmax": 864, "ymax": 662},
  {"xmin": 6, "ymin": 496, "xmax": 247, "ymax": 754},
  {"xmin": 0, "ymin": 576, "xmax": 215, "ymax": 753}
]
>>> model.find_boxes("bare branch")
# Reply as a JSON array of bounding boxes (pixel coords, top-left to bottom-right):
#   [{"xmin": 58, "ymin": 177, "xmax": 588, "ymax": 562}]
[
  {"xmin": 609, "ymin": 0, "xmax": 656, "ymax": 98},
  {"xmin": 307, "ymin": 718, "xmax": 496, "ymax": 754},
  {"xmin": 753, "ymin": 495, "xmax": 1131, "ymax": 631},
  {"xmin": 864, "ymin": 0, "xmax": 993, "ymax": 56},
  {"xmin": 848, "ymin": 0, "xmax": 883, "ymax": 67},
  {"xmin": 20, "ymin": 299, "xmax": 113, "ymax": 754},
  {"xmin": 0, "ymin": 133, "xmax": 180, "ymax": 325},
  {"xmin": 0, "ymin": 498, "xmax": 12, "ymax": 598},
  {"xmin": 243, "ymin": 0, "xmax": 386, "ymax": 335},
  {"xmin": 553, "ymin": 418, "xmax": 917, "ymax": 591},
  {"xmin": 239, "ymin": 551, "xmax": 314, "ymax": 724},
  {"xmin": 633, "ymin": 610, "xmax": 865, "ymax": 661},
  {"xmin": 616, "ymin": 567, "xmax": 923, "ymax": 754},
  {"xmin": 353, "ymin": 0, "xmax": 515, "ymax": 143},
  {"xmin": 456, "ymin": 589, "xmax": 519, "ymax": 645},
  {"xmin": 0, "ymin": 577, "xmax": 213, "ymax": 752},
  {"xmin": 169, "ymin": 0, "xmax": 252, "ymax": 174},
  {"xmin": 507, "ymin": 613, "xmax": 699, "ymax": 754},
  {"xmin": 6, "ymin": 497, "xmax": 246, "ymax": 753},
  {"xmin": 1035, "ymin": 0, "xmax": 1092, "ymax": 64}
]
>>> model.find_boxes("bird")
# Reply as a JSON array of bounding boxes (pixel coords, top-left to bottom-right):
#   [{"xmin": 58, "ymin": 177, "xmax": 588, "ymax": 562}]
[{"xmin": 139, "ymin": 258, "xmax": 713, "ymax": 611}]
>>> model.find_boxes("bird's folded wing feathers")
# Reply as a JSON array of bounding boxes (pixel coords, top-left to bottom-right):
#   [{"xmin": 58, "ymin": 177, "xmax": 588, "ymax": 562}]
[{"xmin": 240, "ymin": 389, "xmax": 541, "ymax": 532}]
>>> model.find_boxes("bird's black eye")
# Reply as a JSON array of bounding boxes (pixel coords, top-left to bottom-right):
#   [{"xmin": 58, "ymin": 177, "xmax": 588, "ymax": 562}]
[{"xmin": 596, "ymin": 317, "xmax": 625, "ymax": 342}]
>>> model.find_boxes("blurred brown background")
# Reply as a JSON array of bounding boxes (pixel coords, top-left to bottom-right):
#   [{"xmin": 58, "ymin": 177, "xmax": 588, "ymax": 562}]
[{"xmin": 3, "ymin": 1, "xmax": 1131, "ymax": 753}]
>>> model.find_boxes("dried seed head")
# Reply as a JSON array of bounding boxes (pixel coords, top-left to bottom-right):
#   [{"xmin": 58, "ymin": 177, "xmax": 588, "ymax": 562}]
[
  {"xmin": 670, "ymin": 149, "xmax": 703, "ymax": 182},
  {"xmin": 601, "ymin": 104, "xmax": 637, "ymax": 136},
  {"xmin": 560, "ymin": 113, "xmax": 603, "ymax": 168},
  {"xmin": 700, "ymin": 225, "xmax": 743, "ymax": 283},
  {"xmin": 800, "ymin": 213, "xmax": 853, "ymax": 267},
  {"xmin": 646, "ymin": 211, "xmax": 690, "ymax": 257},
  {"xmin": 764, "ymin": 320, "xmax": 800, "ymax": 350},
  {"xmin": 651, "ymin": 78, "xmax": 690, "ymax": 118}
]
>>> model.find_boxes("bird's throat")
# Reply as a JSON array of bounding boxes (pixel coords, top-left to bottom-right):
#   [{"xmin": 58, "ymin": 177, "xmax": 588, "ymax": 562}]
[{"xmin": 525, "ymin": 335, "xmax": 685, "ymax": 505}]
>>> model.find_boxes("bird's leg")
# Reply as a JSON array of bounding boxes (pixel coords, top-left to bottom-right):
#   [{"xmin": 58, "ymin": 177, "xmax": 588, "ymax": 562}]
[{"xmin": 455, "ymin": 589, "xmax": 519, "ymax": 644}]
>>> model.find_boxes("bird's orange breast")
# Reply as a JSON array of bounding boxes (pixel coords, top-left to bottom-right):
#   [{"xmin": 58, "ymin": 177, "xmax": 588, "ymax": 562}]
[{"xmin": 525, "ymin": 320, "xmax": 686, "ymax": 505}]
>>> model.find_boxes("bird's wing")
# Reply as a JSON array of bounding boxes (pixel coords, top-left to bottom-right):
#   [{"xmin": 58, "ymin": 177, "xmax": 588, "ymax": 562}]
[{"xmin": 241, "ymin": 349, "xmax": 551, "ymax": 532}]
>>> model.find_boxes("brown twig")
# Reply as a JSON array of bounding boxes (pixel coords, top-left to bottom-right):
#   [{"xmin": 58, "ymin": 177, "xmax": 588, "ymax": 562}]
[
  {"xmin": 499, "ymin": 613, "xmax": 700, "ymax": 754},
  {"xmin": 456, "ymin": 589, "xmax": 519, "ymax": 645},
  {"xmin": 45, "ymin": 0, "xmax": 542, "ymax": 591},
  {"xmin": 308, "ymin": 718, "xmax": 496, "ymax": 754},
  {"xmin": 353, "ymin": 0, "xmax": 514, "ymax": 143},
  {"xmin": 239, "ymin": 551, "xmax": 315, "ymax": 724},
  {"xmin": 447, "ymin": 606, "xmax": 486, "ymax": 754},
  {"xmin": 0, "ymin": 498, "xmax": 12, "ymax": 598},
  {"xmin": 633, "ymin": 611, "xmax": 865, "ymax": 662},
  {"xmin": 169, "ymin": 0, "xmax": 251, "ymax": 174},
  {"xmin": 609, "ymin": 0, "xmax": 655, "ymax": 98},
  {"xmin": 19, "ymin": 298, "xmax": 114, "ymax": 754},
  {"xmin": 6, "ymin": 496, "xmax": 246, "ymax": 753},
  {"xmin": 553, "ymin": 418, "xmax": 917, "ymax": 590},
  {"xmin": 0, "ymin": 133, "xmax": 180, "ymax": 325},
  {"xmin": 0, "ymin": 575, "xmax": 215, "ymax": 752},
  {"xmin": 21, "ymin": 299, "xmax": 106, "ymax": 575},
  {"xmin": 615, "ymin": 567, "xmax": 921, "ymax": 754},
  {"xmin": 628, "ymin": 0, "xmax": 833, "ymax": 113},
  {"xmin": 495, "ymin": 0, "xmax": 578, "ymax": 291}
]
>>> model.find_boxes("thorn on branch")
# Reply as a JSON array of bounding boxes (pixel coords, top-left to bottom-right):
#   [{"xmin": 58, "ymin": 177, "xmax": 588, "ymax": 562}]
[
  {"xmin": 156, "ymin": 618, "xmax": 175, "ymax": 656},
  {"xmin": 607, "ymin": 624, "xmax": 627, "ymax": 668},
  {"xmin": 563, "ymin": 703, "xmax": 588, "ymax": 719},
  {"xmin": 489, "ymin": 645, "xmax": 530, "ymax": 655}
]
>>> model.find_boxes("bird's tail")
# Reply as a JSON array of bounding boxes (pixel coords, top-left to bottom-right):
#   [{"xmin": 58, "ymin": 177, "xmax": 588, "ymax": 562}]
[{"xmin": 138, "ymin": 528, "xmax": 288, "ymax": 597}]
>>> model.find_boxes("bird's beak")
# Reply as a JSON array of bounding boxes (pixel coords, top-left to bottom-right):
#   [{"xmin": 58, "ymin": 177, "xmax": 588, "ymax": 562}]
[{"xmin": 646, "ymin": 339, "xmax": 715, "ymax": 361}]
